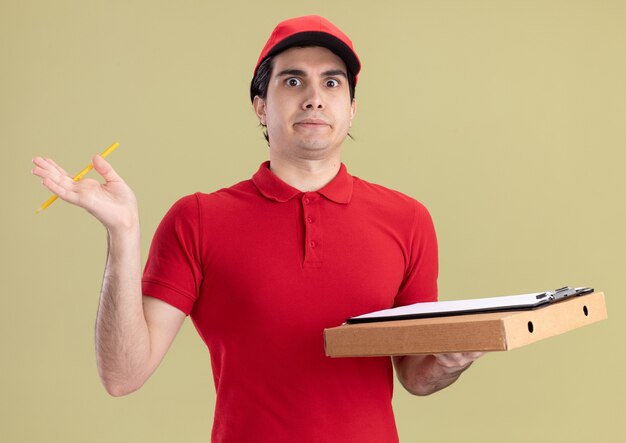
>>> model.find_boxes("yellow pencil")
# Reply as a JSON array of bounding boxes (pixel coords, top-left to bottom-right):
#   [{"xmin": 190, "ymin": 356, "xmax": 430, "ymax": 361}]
[{"xmin": 36, "ymin": 141, "xmax": 120, "ymax": 214}]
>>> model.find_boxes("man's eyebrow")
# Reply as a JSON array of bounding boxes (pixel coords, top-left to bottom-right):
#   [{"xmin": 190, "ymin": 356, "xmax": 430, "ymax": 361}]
[
  {"xmin": 274, "ymin": 68, "xmax": 348, "ymax": 78},
  {"xmin": 321, "ymin": 69, "xmax": 347, "ymax": 78},
  {"xmin": 275, "ymin": 69, "xmax": 307, "ymax": 77}
]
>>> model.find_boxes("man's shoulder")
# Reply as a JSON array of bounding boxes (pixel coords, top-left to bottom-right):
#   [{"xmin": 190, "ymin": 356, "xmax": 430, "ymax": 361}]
[
  {"xmin": 351, "ymin": 176, "xmax": 436, "ymax": 240},
  {"xmin": 164, "ymin": 178, "xmax": 258, "ymax": 216},
  {"xmin": 352, "ymin": 175, "xmax": 429, "ymax": 213},
  {"xmin": 197, "ymin": 178, "xmax": 257, "ymax": 201},
  {"xmin": 175, "ymin": 178, "xmax": 257, "ymax": 208}
]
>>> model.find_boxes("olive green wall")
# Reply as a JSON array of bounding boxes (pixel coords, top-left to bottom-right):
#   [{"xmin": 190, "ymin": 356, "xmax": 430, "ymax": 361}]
[{"xmin": 2, "ymin": 1, "xmax": 624, "ymax": 441}]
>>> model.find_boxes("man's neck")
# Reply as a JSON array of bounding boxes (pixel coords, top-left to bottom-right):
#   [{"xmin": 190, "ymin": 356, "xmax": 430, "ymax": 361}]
[{"xmin": 268, "ymin": 155, "xmax": 342, "ymax": 192}]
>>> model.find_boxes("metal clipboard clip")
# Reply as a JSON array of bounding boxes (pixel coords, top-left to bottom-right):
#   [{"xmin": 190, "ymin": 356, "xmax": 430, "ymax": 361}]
[{"xmin": 543, "ymin": 286, "xmax": 594, "ymax": 302}]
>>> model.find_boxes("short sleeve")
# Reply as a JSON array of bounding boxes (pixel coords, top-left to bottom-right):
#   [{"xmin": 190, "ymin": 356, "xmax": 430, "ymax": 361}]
[
  {"xmin": 393, "ymin": 201, "xmax": 439, "ymax": 307},
  {"xmin": 142, "ymin": 194, "xmax": 203, "ymax": 315}
]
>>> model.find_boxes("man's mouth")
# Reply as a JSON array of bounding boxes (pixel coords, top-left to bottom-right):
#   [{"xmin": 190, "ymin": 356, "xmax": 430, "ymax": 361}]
[{"xmin": 294, "ymin": 118, "xmax": 331, "ymax": 129}]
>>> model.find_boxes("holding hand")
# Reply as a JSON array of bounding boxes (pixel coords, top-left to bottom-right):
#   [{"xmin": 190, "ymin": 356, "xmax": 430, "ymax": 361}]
[
  {"xmin": 433, "ymin": 351, "xmax": 485, "ymax": 372},
  {"xmin": 393, "ymin": 351, "xmax": 486, "ymax": 396},
  {"xmin": 32, "ymin": 154, "xmax": 139, "ymax": 233}
]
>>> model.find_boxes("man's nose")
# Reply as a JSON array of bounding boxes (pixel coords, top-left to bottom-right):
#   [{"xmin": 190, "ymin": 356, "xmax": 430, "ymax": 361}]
[{"xmin": 302, "ymin": 84, "xmax": 324, "ymax": 110}]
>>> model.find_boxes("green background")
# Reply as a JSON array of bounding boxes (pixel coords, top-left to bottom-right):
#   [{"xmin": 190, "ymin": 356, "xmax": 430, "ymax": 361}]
[{"xmin": 2, "ymin": 1, "xmax": 624, "ymax": 441}]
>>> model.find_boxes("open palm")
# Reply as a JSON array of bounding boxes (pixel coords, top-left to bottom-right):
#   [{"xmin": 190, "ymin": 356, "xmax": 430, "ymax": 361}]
[{"xmin": 32, "ymin": 154, "xmax": 138, "ymax": 232}]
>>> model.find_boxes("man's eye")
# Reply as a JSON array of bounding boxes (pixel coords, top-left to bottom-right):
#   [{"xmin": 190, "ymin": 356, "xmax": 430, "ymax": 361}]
[
  {"xmin": 326, "ymin": 79, "xmax": 339, "ymax": 88},
  {"xmin": 286, "ymin": 78, "xmax": 302, "ymax": 87}
]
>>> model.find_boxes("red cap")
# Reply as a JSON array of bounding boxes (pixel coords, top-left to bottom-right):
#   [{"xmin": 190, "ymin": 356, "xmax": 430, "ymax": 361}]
[{"xmin": 253, "ymin": 15, "xmax": 361, "ymax": 84}]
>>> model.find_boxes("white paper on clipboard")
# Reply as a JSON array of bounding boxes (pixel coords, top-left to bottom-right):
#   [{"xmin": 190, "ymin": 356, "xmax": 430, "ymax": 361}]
[{"xmin": 346, "ymin": 287, "xmax": 594, "ymax": 324}]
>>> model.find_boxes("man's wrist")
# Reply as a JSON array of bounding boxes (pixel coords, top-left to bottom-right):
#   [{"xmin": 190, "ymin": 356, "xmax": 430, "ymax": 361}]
[
  {"xmin": 106, "ymin": 215, "xmax": 141, "ymax": 237},
  {"xmin": 106, "ymin": 219, "xmax": 141, "ymax": 253}
]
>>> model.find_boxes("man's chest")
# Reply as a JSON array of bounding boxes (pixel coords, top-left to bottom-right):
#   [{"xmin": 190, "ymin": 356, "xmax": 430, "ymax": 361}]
[{"xmin": 196, "ymin": 202, "xmax": 409, "ymax": 326}]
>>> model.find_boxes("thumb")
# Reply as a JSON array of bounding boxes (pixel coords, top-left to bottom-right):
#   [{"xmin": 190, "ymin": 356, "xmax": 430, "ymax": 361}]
[{"xmin": 92, "ymin": 154, "xmax": 122, "ymax": 183}]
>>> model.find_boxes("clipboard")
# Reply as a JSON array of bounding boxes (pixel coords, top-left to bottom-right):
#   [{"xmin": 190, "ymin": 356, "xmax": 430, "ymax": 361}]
[
  {"xmin": 346, "ymin": 286, "xmax": 594, "ymax": 324},
  {"xmin": 324, "ymin": 289, "xmax": 607, "ymax": 357}
]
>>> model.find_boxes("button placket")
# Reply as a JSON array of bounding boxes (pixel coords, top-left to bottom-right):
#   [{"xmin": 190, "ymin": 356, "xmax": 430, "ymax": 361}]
[{"xmin": 302, "ymin": 193, "xmax": 322, "ymax": 267}]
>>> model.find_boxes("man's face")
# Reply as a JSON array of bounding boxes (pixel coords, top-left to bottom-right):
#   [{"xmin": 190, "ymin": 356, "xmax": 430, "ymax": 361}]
[{"xmin": 253, "ymin": 46, "xmax": 356, "ymax": 160}]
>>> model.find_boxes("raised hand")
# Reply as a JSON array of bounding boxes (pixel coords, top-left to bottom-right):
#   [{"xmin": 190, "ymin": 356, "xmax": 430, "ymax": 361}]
[{"xmin": 32, "ymin": 154, "xmax": 139, "ymax": 233}]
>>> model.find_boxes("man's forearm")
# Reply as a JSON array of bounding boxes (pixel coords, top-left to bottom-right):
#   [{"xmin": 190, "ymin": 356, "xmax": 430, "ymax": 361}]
[
  {"xmin": 95, "ymin": 224, "xmax": 150, "ymax": 396},
  {"xmin": 393, "ymin": 353, "xmax": 481, "ymax": 396}
]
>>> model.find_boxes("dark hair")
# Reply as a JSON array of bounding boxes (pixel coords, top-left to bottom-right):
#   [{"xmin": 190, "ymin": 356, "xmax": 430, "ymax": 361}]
[{"xmin": 250, "ymin": 50, "xmax": 357, "ymax": 144}]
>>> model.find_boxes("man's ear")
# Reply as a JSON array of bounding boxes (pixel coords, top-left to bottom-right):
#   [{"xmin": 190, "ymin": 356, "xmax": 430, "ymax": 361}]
[
  {"xmin": 253, "ymin": 96, "xmax": 267, "ymax": 125},
  {"xmin": 349, "ymin": 98, "xmax": 357, "ymax": 128}
]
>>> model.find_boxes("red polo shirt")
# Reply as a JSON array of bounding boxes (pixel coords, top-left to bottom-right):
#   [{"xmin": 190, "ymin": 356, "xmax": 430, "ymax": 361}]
[{"xmin": 142, "ymin": 161, "xmax": 438, "ymax": 442}]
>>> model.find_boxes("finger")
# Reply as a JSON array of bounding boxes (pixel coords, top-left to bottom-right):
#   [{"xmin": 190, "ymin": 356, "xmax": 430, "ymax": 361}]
[
  {"xmin": 35, "ymin": 157, "xmax": 83, "ymax": 194},
  {"xmin": 41, "ymin": 176, "xmax": 80, "ymax": 205},
  {"xmin": 31, "ymin": 164, "xmax": 47, "ymax": 178},
  {"xmin": 32, "ymin": 156, "xmax": 69, "ymax": 180},
  {"xmin": 32, "ymin": 159, "xmax": 69, "ymax": 184},
  {"xmin": 32, "ymin": 156, "xmax": 58, "ymax": 175},
  {"xmin": 433, "ymin": 353, "xmax": 458, "ymax": 367},
  {"xmin": 92, "ymin": 154, "xmax": 122, "ymax": 183},
  {"xmin": 435, "ymin": 352, "xmax": 476, "ymax": 368},
  {"xmin": 45, "ymin": 157, "xmax": 70, "ymax": 177},
  {"xmin": 32, "ymin": 164, "xmax": 60, "ymax": 180}
]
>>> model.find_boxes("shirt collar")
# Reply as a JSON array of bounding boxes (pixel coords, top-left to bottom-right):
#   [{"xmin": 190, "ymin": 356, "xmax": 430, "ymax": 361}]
[{"xmin": 252, "ymin": 161, "xmax": 353, "ymax": 204}]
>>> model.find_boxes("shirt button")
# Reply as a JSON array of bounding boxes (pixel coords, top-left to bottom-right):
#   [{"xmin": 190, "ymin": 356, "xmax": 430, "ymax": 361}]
[
  {"xmin": 309, "ymin": 241, "xmax": 316, "ymax": 248},
  {"xmin": 306, "ymin": 216, "xmax": 313, "ymax": 223},
  {"xmin": 303, "ymin": 197, "xmax": 310, "ymax": 205}
]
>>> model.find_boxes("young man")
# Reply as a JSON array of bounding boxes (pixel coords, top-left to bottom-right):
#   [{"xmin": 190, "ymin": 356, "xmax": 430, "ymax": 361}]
[{"xmin": 32, "ymin": 15, "xmax": 482, "ymax": 443}]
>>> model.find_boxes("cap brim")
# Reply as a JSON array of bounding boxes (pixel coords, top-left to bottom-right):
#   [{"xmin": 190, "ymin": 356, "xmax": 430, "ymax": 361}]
[{"xmin": 261, "ymin": 31, "xmax": 360, "ymax": 78}]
